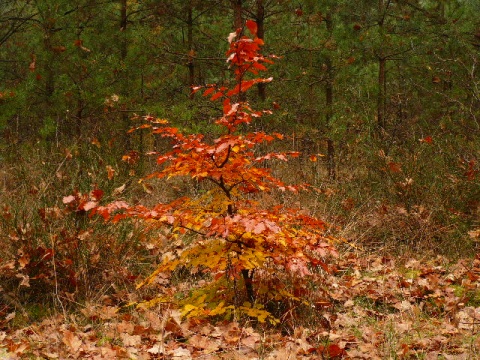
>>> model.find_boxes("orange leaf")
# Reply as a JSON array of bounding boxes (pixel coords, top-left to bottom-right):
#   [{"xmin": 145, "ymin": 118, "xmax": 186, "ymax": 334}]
[
  {"xmin": 62, "ymin": 330, "xmax": 82, "ymax": 352},
  {"xmin": 91, "ymin": 137, "xmax": 101, "ymax": 147},
  {"xmin": 51, "ymin": 45, "xmax": 67, "ymax": 53},
  {"xmin": 203, "ymin": 87, "xmax": 215, "ymax": 97},
  {"xmin": 326, "ymin": 344, "xmax": 347, "ymax": 358},
  {"xmin": 420, "ymin": 136, "xmax": 433, "ymax": 144},
  {"xmin": 106, "ymin": 165, "xmax": 115, "ymax": 180},
  {"xmin": 246, "ymin": 20, "xmax": 257, "ymax": 36},
  {"xmin": 388, "ymin": 161, "xmax": 402, "ymax": 173},
  {"xmin": 211, "ymin": 92, "xmax": 223, "ymax": 101},
  {"xmin": 252, "ymin": 62, "xmax": 267, "ymax": 71}
]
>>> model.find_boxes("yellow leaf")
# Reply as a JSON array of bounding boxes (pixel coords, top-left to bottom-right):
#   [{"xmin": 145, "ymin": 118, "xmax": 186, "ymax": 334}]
[
  {"xmin": 210, "ymin": 301, "xmax": 231, "ymax": 316},
  {"xmin": 239, "ymin": 305, "xmax": 277, "ymax": 324},
  {"xmin": 182, "ymin": 304, "xmax": 198, "ymax": 317}
]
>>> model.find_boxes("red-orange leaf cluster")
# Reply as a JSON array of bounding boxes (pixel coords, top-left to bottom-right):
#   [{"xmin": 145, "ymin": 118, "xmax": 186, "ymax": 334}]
[{"xmin": 79, "ymin": 21, "xmax": 337, "ymax": 322}]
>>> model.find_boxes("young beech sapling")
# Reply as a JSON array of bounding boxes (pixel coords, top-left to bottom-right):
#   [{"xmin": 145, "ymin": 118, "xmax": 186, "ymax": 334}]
[{"xmin": 89, "ymin": 20, "xmax": 338, "ymax": 323}]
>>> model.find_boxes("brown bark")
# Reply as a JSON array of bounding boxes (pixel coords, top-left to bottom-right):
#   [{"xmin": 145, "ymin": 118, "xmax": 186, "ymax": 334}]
[
  {"xmin": 232, "ymin": 0, "xmax": 243, "ymax": 31},
  {"xmin": 377, "ymin": 0, "xmax": 387, "ymax": 132},
  {"xmin": 231, "ymin": 0, "xmax": 246, "ymax": 102},
  {"xmin": 325, "ymin": 11, "xmax": 336, "ymax": 180},
  {"xmin": 256, "ymin": 0, "xmax": 266, "ymax": 101},
  {"xmin": 120, "ymin": 0, "xmax": 127, "ymax": 59},
  {"xmin": 120, "ymin": 0, "xmax": 130, "ymax": 148},
  {"xmin": 377, "ymin": 56, "xmax": 386, "ymax": 131},
  {"xmin": 187, "ymin": 5, "xmax": 195, "ymax": 99}
]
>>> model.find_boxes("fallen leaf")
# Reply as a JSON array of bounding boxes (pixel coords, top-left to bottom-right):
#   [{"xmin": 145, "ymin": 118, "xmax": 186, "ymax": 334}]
[
  {"xmin": 170, "ymin": 347, "xmax": 192, "ymax": 359},
  {"xmin": 62, "ymin": 330, "xmax": 82, "ymax": 352},
  {"xmin": 120, "ymin": 333, "xmax": 141, "ymax": 347},
  {"xmin": 62, "ymin": 195, "xmax": 75, "ymax": 204},
  {"xmin": 188, "ymin": 334, "xmax": 220, "ymax": 353}
]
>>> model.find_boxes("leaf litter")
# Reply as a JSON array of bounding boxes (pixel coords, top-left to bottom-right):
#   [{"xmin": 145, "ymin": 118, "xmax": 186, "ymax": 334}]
[{"xmin": 1, "ymin": 252, "xmax": 480, "ymax": 359}]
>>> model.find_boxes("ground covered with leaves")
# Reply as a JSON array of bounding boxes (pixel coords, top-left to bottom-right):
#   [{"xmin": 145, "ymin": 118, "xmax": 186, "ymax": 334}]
[{"xmin": 1, "ymin": 252, "xmax": 480, "ymax": 359}]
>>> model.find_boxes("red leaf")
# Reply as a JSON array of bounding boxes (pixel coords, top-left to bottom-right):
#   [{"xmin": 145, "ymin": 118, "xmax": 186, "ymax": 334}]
[
  {"xmin": 252, "ymin": 62, "xmax": 267, "ymax": 71},
  {"xmin": 420, "ymin": 136, "xmax": 433, "ymax": 144},
  {"xmin": 91, "ymin": 188, "xmax": 104, "ymax": 201},
  {"xmin": 246, "ymin": 20, "xmax": 257, "ymax": 36},
  {"xmin": 240, "ymin": 80, "xmax": 255, "ymax": 92},
  {"xmin": 203, "ymin": 87, "xmax": 215, "ymax": 97},
  {"xmin": 211, "ymin": 92, "xmax": 223, "ymax": 101},
  {"xmin": 326, "ymin": 344, "xmax": 347, "ymax": 358}
]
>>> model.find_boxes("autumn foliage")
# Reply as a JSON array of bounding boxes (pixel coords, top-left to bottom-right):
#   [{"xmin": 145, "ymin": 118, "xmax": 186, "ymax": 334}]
[{"xmin": 89, "ymin": 20, "xmax": 337, "ymax": 323}]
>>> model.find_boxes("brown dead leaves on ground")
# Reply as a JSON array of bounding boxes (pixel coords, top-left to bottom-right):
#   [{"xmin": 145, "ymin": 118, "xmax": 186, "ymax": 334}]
[{"xmin": 1, "ymin": 252, "xmax": 480, "ymax": 359}]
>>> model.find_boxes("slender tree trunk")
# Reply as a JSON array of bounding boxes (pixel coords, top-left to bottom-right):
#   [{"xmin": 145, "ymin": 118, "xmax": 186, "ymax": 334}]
[
  {"xmin": 43, "ymin": 36, "xmax": 55, "ymax": 103},
  {"xmin": 42, "ymin": 23, "xmax": 57, "ymax": 142},
  {"xmin": 256, "ymin": 0, "xmax": 266, "ymax": 101},
  {"xmin": 187, "ymin": 4, "xmax": 195, "ymax": 99},
  {"xmin": 232, "ymin": 0, "xmax": 246, "ymax": 102},
  {"xmin": 241, "ymin": 269, "xmax": 255, "ymax": 304},
  {"xmin": 119, "ymin": 0, "xmax": 130, "ymax": 148},
  {"xmin": 324, "ymin": 12, "xmax": 336, "ymax": 180},
  {"xmin": 377, "ymin": 56, "xmax": 386, "ymax": 131},
  {"xmin": 120, "ymin": 0, "xmax": 127, "ymax": 59},
  {"xmin": 76, "ymin": 99, "xmax": 83, "ymax": 137},
  {"xmin": 377, "ymin": 0, "xmax": 387, "ymax": 132},
  {"xmin": 232, "ymin": 0, "xmax": 243, "ymax": 31}
]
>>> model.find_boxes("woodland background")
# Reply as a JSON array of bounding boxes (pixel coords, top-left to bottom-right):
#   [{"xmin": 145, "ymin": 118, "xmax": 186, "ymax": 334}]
[{"xmin": 1, "ymin": 1, "xmax": 480, "ymax": 359}]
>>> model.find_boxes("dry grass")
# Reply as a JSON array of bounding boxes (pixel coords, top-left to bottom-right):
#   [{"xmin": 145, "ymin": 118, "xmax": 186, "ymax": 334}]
[{"xmin": 0, "ymin": 135, "xmax": 478, "ymax": 358}]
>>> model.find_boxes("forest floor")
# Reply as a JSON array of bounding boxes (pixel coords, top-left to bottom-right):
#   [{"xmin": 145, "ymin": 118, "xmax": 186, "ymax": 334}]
[{"xmin": 1, "ymin": 251, "xmax": 480, "ymax": 359}]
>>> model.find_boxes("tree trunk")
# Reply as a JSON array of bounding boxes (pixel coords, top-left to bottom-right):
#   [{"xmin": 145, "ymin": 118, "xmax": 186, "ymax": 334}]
[
  {"xmin": 119, "ymin": 0, "xmax": 130, "ymax": 148},
  {"xmin": 377, "ymin": 0, "xmax": 387, "ymax": 133},
  {"xmin": 232, "ymin": 0, "xmax": 246, "ymax": 102},
  {"xmin": 232, "ymin": 0, "xmax": 243, "ymax": 31},
  {"xmin": 241, "ymin": 269, "xmax": 255, "ymax": 304},
  {"xmin": 187, "ymin": 5, "xmax": 195, "ymax": 99},
  {"xmin": 324, "ymin": 11, "xmax": 336, "ymax": 180},
  {"xmin": 256, "ymin": 0, "xmax": 266, "ymax": 101},
  {"xmin": 120, "ymin": 0, "xmax": 127, "ymax": 59},
  {"xmin": 377, "ymin": 56, "xmax": 386, "ymax": 131}
]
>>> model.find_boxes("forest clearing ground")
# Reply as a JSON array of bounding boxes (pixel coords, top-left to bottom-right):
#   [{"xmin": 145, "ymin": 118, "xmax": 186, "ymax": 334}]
[{"xmin": 1, "ymin": 251, "xmax": 480, "ymax": 359}]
